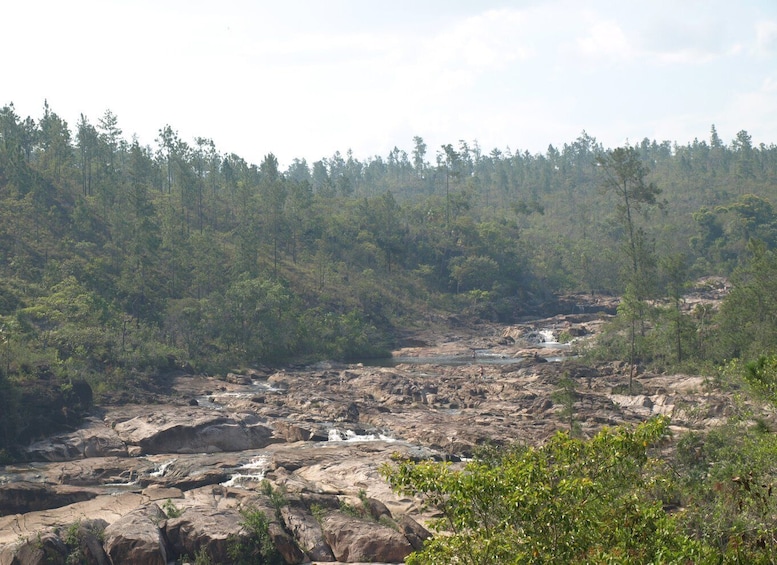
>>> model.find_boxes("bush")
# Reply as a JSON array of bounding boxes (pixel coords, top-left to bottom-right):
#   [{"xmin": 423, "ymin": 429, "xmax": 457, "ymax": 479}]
[
  {"xmin": 382, "ymin": 416, "xmax": 710, "ymax": 564},
  {"xmin": 227, "ymin": 506, "xmax": 283, "ymax": 565}
]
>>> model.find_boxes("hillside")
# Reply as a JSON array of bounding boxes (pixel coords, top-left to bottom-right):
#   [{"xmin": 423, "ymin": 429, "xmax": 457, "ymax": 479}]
[{"xmin": 2, "ymin": 103, "xmax": 777, "ymax": 453}]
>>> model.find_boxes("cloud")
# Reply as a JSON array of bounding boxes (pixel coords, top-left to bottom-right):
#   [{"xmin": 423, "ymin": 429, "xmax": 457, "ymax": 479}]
[
  {"xmin": 726, "ymin": 76, "xmax": 777, "ymax": 144},
  {"xmin": 754, "ymin": 20, "xmax": 777, "ymax": 56},
  {"xmin": 575, "ymin": 17, "xmax": 634, "ymax": 65}
]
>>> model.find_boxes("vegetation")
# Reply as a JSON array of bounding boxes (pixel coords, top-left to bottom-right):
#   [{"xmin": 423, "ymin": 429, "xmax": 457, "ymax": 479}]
[
  {"xmin": 227, "ymin": 506, "xmax": 283, "ymax": 565},
  {"xmin": 6, "ymin": 100, "xmax": 777, "ymax": 559},
  {"xmin": 383, "ymin": 417, "xmax": 710, "ymax": 564}
]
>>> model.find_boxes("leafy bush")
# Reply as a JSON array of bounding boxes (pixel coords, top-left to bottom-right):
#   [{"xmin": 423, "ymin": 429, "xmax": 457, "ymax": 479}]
[
  {"xmin": 382, "ymin": 416, "xmax": 709, "ymax": 564},
  {"xmin": 227, "ymin": 506, "xmax": 283, "ymax": 565}
]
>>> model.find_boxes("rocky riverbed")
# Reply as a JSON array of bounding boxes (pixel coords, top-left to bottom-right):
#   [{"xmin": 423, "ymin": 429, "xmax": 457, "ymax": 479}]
[{"xmin": 0, "ymin": 295, "xmax": 735, "ymax": 564}]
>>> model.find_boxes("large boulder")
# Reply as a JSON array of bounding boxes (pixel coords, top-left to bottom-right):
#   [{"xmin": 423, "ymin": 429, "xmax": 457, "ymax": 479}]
[
  {"xmin": 239, "ymin": 497, "xmax": 306, "ymax": 565},
  {"xmin": 165, "ymin": 507, "xmax": 242, "ymax": 564},
  {"xmin": 320, "ymin": 511, "xmax": 414, "ymax": 563},
  {"xmin": 0, "ymin": 482, "xmax": 99, "ymax": 516},
  {"xmin": 102, "ymin": 506, "xmax": 170, "ymax": 565},
  {"xmin": 23, "ymin": 418, "xmax": 127, "ymax": 462},
  {"xmin": 0, "ymin": 531, "xmax": 67, "ymax": 565},
  {"xmin": 279, "ymin": 498, "xmax": 336, "ymax": 562},
  {"xmin": 397, "ymin": 514, "xmax": 431, "ymax": 551},
  {"xmin": 65, "ymin": 519, "xmax": 110, "ymax": 565},
  {"xmin": 112, "ymin": 409, "xmax": 279, "ymax": 454}
]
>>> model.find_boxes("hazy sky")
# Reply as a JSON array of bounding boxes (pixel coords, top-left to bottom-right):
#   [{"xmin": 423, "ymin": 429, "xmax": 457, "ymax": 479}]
[{"xmin": 4, "ymin": 0, "xmax": 776, "ymax": 167}]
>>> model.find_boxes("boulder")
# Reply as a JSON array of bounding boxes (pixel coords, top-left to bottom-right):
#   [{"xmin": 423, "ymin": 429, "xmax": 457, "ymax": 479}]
[
  {"xmin": 274, "ymin": 421, "xmax": 317, "ymax": 442},
  {"xmin": 321, "ymin": 511, "xmax": 414, "ymax": 563},
  {"xmin": 397, "ymin": 514, "xmax": 431, "ymax": 551},
  {"xmin": 164, "ymin": 507, "xmax": 242, "ymax": 564},
  {"xmin": 280, "ymin": 499, "xmax": 336, "ymax": 562},
  {"xmin": 0, "ymin": 482, "xmax": 99, "ymax": 516},
  {"xmin": 103, "ymin": 506, "xmax": 170, "ymax": 565},
  {"xmin": 66, "ymin": 519, "xmax": 110, "ymax": 565},
  {"xmin": 112, "ymin": 409, "xmax": 279, "ymax": 454},
  {"xmin": 239, "ymin": 497, "xmax": 306, "ymax": 564},
  {"xmin": 23, "ymin": 418, "xmax": 127, "ymax": 462},
  {"xmin": 0, "ymin": 531, "xmax": 67, "ymax": 565}
]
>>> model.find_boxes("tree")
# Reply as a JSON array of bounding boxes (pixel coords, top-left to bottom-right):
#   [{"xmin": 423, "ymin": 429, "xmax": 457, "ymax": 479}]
[
  {"xmin": 412, "ymin": 135, "xmax": 427, "ymax": 174},
  {"xmin": 596, "ymin": 147, "xmax": 661, "ymax": 280},
  {"xmin": 439, "ymin": 144, "xmax": 461, "ymax": 227},
  {"xmin": 714, "ymin": 240, "xmax": 777, "ymax": 359},
  {"xmin": 37, "ymin": 100, "xmax": 71, "ymax": 182},
  {"xmin": 260, "ymin": 153, "xmax": 288, "ymax": 276},
  {"xmin": 383, "ymin": 416, "xmax": 707, "ymax": 564},
  {"xmin": 76, "ymin": 114, "xmax": 98, "ymax": 197},
  {"xmin": 596, "ymin": 147, "xmax": 662, "ymax": 386}
]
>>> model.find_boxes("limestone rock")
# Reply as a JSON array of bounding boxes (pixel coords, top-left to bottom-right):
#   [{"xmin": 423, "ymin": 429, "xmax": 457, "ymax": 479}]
[
  {"xmin": 0, "ymin": 531, "xmax": 67, "ymax": 565},
  {"xmin": 23, "ymin": 417, "xmax": 127, "ymax": 462},
  {"xmin": 112, "ymin": 409, "xmax": 279, "ymax": 454},
  {"xmin": 0, "ymin": 482, "xmax": 99, "ymax": 516},
  {"xmin": 103, "ymin": 506, "xmax": 170, "ymax": 565},
  {"xmin": 164, "ymin": 507, "xmax": 241, "ymax": 564},
  {"xmin": 321, "ymin": 511, "xmax": 414, "ymax": 563},
  {"xmin": 280, "ymin": 499, "xmax": 336, "ymax": 562}
]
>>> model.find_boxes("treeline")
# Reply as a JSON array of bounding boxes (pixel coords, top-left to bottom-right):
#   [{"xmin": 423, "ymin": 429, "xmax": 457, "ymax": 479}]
[{"xmin": 2, "ymin": 100, "xmax": 777, "ymax": 449}]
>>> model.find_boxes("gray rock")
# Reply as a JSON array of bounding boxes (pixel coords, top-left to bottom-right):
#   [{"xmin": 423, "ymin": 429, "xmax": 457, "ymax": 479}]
[
  {"xmin": 164, "ymin": 507, "xmax": 241, "ymax": 564},
  {"xmin": 2, "ymin": 531, "xmax": 67, "ymax": 565},
  {"xmin": 321, "ymin": 511, "xmax": 414, "ymax": 563},
  {"xmin": 0, "ymin": 482, "xmax": 99, "ymax": 516},
  {"xmin": 280, "ymin": 500, "xmax": 336, "ymax": 562},
  {"xmin": 113, "ymin": 410, "xmax": 279, "ymax": 454},
  {"xmin": 103, "ymin": 506, "xmax": 170, "ymax": 565}
]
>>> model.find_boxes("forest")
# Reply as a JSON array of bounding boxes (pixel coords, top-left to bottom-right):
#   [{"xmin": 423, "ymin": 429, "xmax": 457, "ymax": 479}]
[{"xmin": 2, "ymin": 101, "xmax": 777, "ymax": 449}]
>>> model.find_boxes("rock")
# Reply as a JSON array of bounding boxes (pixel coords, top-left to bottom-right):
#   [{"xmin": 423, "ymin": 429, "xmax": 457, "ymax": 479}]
[
  {"xmin": 274, "ymin": 421, "xmax": 316, "ymax": 442},
  {"xmin": 164, "ymin": 507, "xmax": 242, "ymax": 564},
  {"xmin": 279, "ymin": 501, "xmax": 336, "ymax": 562},
  {"xmin": 1, "ymin": 531, "xmax": 68, "ymax": 565},
  {"xmin": 66, "ymin": 519, "xmax": 110, "ymax": 565},
  {"xmin": 321, "ymin": 511, "xmax": 414, "ymax": 563},
  {"xmin": 230, "ymin": 496, "xmax": 306, "ymax": 564},
  {"xmin": 0, "ymin": 482, "xmax": 100, "ymax": 516},
  {"xmin": 398, "ymin": 514, "xmax": 432, "ymax": 551},
  {"xmin": 112, "ymin": 410, "xmax": 279, "ymax": 454},
  {"xmin": 226, "ymin": 373, "xmax": 253, "ymax": 385},
  {"xmin": 23, "ymin": 418, "xmax": 128, "ymax": 462},
  {"xmin": 361, "ymin": 497, "xmax": 391, "ymax": 522},
  {"xmin": 267, "ymin": 520, "xmax": 307, "ymax": 564},
  {"xmin": 103, "ymin": 506, "xmax": 170, "ymax": 565}
]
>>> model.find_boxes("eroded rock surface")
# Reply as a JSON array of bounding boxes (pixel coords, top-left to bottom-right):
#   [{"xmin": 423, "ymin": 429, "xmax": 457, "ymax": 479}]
[{"xmin": 0, "ymin": 300, "xmax": 736, "ymax": 563}]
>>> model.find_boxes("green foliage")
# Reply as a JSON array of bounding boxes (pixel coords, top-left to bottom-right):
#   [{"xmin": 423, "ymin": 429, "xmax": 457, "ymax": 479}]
[
  {"xmin": 383, "ymin": 416, "xmax": 708, "ymax": 564},
  {"xmin": 192, "ymin": 547, "xmax": 214, "ymax": 565},
  {"xmin": 551, "ymin": 373, "xmax": 580, "ymax": 435},
  {"xmin": 714, "ymin": 241, "xmax": 777, "ymax": 360},
  {"xmin": 3, "ymin": 99, "xmax": 777, "ymax": 455},
  {"xmin": 260, "ymin": 480, "xmax": 287, "ymax": 520},
  {"xmin": 674, "ymin": 416, "xmax": 777, "ymax": 561},
  {"xmin": 162, "ymin": 498, "xmax": 183, "ymax": 518},
  {"xmin": 227, "ymin": 506, "xmax": 283, "ymax": 565}
]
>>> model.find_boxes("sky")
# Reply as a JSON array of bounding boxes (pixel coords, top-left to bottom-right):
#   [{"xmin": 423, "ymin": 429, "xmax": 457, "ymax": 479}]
[{"xmin": 3, "ymin": 0, "xmax": 777, "ymax": 168}]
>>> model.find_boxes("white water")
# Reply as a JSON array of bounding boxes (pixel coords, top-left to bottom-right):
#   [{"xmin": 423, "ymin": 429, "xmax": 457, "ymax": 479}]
[
  {"xmin": 538, "ymin": 329, "xmax": 558, "ymax": 344},
  {"xmin": 221, "ymin": 455, "xmax": 270, "ymax": 488},
  {"xmin": 149, "ymin": 459, "xmax": 176, "ymax": 478},
  {"xmin": 327, "ymin": 428, "xmax": 397, "ymax": 443}
]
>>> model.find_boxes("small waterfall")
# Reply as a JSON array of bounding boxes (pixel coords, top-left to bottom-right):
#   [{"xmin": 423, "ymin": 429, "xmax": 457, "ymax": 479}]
[
  {"xmin": 149, "ymin": 459, "xmax": 176, "ymax": 478},
  {"xmin": 328, "ymin": 428, "xmax": 396, "ymax": 443},
  {"xmin": 538, "ymin": 329, "xmax": 558, "ymax": 344},
  {"xmin": 221, "ymin": 455, "xmax": 270, "ymax": 488}
]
